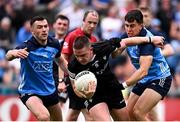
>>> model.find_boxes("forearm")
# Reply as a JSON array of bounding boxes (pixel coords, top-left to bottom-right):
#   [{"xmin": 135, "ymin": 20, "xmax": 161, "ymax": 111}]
[
  {"xmin": 59, "ymin": 57, "xmax": 68, "ymax": 74},
  {"xmin": 122, "ymin": 37, "xmax": 149, "ymax": 46},
  {"xmin": 58, "ymin": 67, "xmax": 64, "ymax": 79},
  {"xmin": 61, "ymin": 53, "xmax": 69, "ymax": 62},
  {"xmin": 125, "ymin": 69, "xmax": 148, "ymax": 86}
]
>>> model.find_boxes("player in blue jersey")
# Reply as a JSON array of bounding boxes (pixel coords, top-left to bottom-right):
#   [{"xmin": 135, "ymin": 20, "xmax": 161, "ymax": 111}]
[
  {"xmin": 5, "ymin": 16, "xmax": 68, "ymax": 121},
  {"xmin": 117, "ymin": 10, "xmax": 172, "ymax": 120}
]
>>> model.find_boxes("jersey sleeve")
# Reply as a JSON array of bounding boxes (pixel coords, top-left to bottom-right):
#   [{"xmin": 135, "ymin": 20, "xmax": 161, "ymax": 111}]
[
  {"xmin": 67, "ymin": 63, "xmax": 76, "ymax": 80},
  {"xmin": 92, "ymin": 38, "xmax": 121, "ymax": 56},
  {"xmin": 48, "ymin": 36, "xmax": 62, "ymax": 58},
  {"xmin": 139, "ymin": 43, "xmax": 155, "ymax": 56},
  {"xmin": 61, "ymin": 33, "xmax": 74, "ymax": 56},
  {"xmin": 15, "ymin": 42, "xmax": 27, "ymax": 49},
  {"xmin": 109, "ymin": 37, "xmax": 122, "ymax": 48}
]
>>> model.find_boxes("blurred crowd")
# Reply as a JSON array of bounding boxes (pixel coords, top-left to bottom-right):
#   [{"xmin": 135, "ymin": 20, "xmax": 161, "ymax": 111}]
[{"xmin": 0, "ymin": 0, "xmax": 180, "ymax": 97}]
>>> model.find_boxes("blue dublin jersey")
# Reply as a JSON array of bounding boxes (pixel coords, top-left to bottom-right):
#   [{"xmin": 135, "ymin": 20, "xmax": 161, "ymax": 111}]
[
  {"xmin": 16, "ymin": 36, "xmax": 62, "ymax": 95},
  {"xmin": 121, "ymin": 28, "xmax": 171, "ymax": 84}
]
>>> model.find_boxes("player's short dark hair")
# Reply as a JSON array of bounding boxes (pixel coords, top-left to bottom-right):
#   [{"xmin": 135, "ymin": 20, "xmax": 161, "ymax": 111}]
[
  {"xmin": 73, "ymin": 36, "xmax": 91, "ymax": 50},
  {"xmin": 125, "ymin": 9, "xmax": 143, "ymax": 24},
  {"xmin": 55, "ymin": 14, "xmax": 69, "ymax": 24},
  {"xmin": 30, "ymin": 16, "xmax": 46, "ymax": 26},
  {"xmin": 83, "ymin": 10, "xmax": 99, "ymax": 21},
  {"xmin": 139, "ymin": 6, "xmax": 152, "ymax": 14}
]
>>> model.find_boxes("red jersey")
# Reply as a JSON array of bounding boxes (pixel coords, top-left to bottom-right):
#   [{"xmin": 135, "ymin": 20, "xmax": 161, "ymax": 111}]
[{"xmin": 62, "ymin": 28, "xmax": 97, "ymax": 58}]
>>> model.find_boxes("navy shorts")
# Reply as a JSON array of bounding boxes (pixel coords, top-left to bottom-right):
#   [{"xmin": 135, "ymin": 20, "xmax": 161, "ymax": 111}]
[
  {"xmin": 85, "ymin": 83, "xmax": 126, "ymax": 110},
  {"xmin": 132, "ymin": 76, "xmax": 172, "ymax": 99},
  {"xmin": 19, "ymin": 90, "xmax": 59, "ymax": 108}
]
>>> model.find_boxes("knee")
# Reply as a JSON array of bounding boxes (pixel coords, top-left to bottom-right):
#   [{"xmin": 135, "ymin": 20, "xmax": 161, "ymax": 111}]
[
  {"xmin": 36, "ymin": 112, "xmax": 50, "ymax": 121},
  {"xmin": 133, "ymin": 108, "xmax": 145, "ymax": 120}
]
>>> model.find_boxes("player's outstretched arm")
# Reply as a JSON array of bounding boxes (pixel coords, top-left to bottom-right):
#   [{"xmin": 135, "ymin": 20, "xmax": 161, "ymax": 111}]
[
  {"xmin": 6, "ymin": 48, "xmax": 29, "ymax": 61},
  {"xmin": 121, "ymin": 36, "xmax": 164, "ymax": 48}
]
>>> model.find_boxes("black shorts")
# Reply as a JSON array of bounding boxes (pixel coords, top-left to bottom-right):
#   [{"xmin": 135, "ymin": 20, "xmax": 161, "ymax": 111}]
[
  {"xmin": 19, "ymin": 90, "xmax": 59, "ymax": 108},
  {"xmin": 132, "ymin": 76, "xmax": 172, "ymax": 99},
  {"xmin": 67, "ymin": 82, "xmax": 86, "ymax": 110},
  {"xmin": 85, "ymin": 83, "xmax": 126, "ymax": 110}
]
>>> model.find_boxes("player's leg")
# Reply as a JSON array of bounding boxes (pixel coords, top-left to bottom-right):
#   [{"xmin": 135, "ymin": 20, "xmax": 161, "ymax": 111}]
[
  {"xmin": 66, "ymin": 82, "xmax": 89, "ymax": 121},
  {"xmin": 127, "ymin": 92, "xmax": 140, "ymax": 120},
  {"xmin": 66, "ymin": 108, "xmax": 81, "ymax": 121},
  {"xmin": 147, "ymin": 105, "xmax": 159, "ymax": 121},
  {"xmin": 25, "ymin": 96, "xmax": 50, "ymax": 121},
  {"xmin": 108, "ymin": 86, "xmax": 130, "ymax": 121},
  {"xmin": 132, "ymin": 88, "xmax": 162, "ymax": 120},
  {"xmin": 47, "ymin": 103, "xmax": 63, "ymax": 121},
  {"xmin": 89, "ymin": 102, "xmax": 111, "ymax": 121},
  {"xmin": 81, "ymin": 108, "xmax": 93, "ymax": 121},
  {"xmin": 110, "ymin": 107, "xmax": 130, "ymax": 121},
  {"xmin": 127, "ymin": 82, "xmax": 147, "ymax": 120},
  {"xmin": 132, "ymin": 76, "xmax": 172, "ymax": 120}
]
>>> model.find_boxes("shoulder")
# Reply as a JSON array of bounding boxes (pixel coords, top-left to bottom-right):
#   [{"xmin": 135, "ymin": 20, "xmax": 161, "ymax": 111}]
[
  {"xmin": 47, "ymin": 36, "xmax": 61, "ymax": 49},
  {"xmin": 15, "ymin": 38, "xmax": 31, "ymax": 50},
  {"xmin": 68, "ymin": 59, "xmax": 81, "ymax": 75},
  {"xmin": 68, "ymin": 59, "xmax": 79, "ymax": 69},
  {"xmin": 64, "ymin": 29, "xmax": 79, "ymax": 43}
]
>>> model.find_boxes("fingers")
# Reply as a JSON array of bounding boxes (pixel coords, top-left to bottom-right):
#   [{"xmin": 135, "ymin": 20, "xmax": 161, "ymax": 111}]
[
  {"xmin": 58, "ymin": 83, "xmax": 67, "ymax": 92},
  {"xmin": 17, "ymin": 48, "xmax": 29, "ymax": 59},
  {"xmin": 152, "ymin": 36, "xmax": 165, "ymax": 48},
  {"xmin": 82, "ymin": 81, "xmax": 96, "ymax": 95},
  {"xmin": 24, "ymin": 47, "xmax": 28, "ymax": 51},
  {"xmin": 88, "ymin": 81, "xmax": 96, "ymax": 92}
]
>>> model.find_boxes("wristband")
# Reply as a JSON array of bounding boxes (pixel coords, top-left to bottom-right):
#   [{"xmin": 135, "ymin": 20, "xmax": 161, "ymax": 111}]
[
  {"xmin": 122, "ymin": 82, "xmax": 128, "ymax": 88},
  {"xmin": 58, "ymin": 78, "xmax": 64, "ymax": 83},
  {"xmin": 148, "ymin": 37, "xmax": 151, "ymax": 43}
]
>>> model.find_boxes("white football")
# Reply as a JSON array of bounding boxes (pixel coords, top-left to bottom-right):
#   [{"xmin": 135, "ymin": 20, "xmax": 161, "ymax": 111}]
[{"xmin": 75, "ymin": 70, "xmax": 97, "ymax": 92}]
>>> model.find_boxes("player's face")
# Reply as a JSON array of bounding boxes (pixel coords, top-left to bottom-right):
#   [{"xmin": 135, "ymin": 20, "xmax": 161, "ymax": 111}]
[
  {"xmin": 125, "ymin": 20, "xmax": 143, "ymax": 37},
  {"xmin": 31, "ymin": 19, "xmax": 49, "ymax": 41},
  {"xmin": 82, "ymin": 12, "xmax": 99, "ymax": 35},
  {"xmin": 142, "ymin": 11, "xmax": 152, "ymax": 27},
  {"xmin": 53, "ymin": 18, "xmax": 69, "ymax": 36},
  {"xmin": 73, "ymin": 46, "xmax": 93, "ymax": 65}
]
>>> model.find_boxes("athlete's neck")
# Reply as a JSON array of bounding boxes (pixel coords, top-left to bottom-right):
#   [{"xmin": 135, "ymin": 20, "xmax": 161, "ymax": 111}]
[
  {"xmin": 55, "ymin": 34, "xmax": 65, "ymax": 40},
  {"xmin": 81, "ymin": 27, "xmax": 91, "ymax": 37},
  {"xmin": 34, "ymin": 36, "xmax": 47, "ymax": 46}
]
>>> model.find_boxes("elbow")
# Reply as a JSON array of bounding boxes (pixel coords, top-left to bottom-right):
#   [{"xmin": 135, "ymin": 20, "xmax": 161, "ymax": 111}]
[
  {"xmin": 163, "ymin": 45, "xmax": 175, "ymax": 57},
  {"xmin": 169, "ymin": 48, "xmax": 175, "ymax": 56}
]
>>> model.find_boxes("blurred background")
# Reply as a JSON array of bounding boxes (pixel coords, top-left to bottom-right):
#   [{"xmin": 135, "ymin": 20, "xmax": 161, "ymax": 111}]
[{"xmin": 0, "ymin": 0, "xmax": 180, "ymax": 121}]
